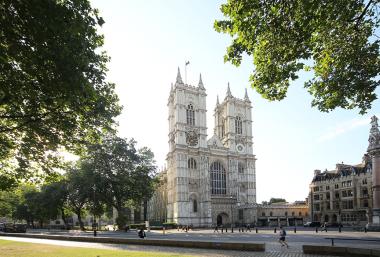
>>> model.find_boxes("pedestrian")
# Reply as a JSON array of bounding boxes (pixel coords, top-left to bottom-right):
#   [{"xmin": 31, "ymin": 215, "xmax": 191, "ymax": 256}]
[
  {"xmin": 247, "ymin": 224, "xmax": 251, "ymax": 232},
  {"xmin": 278, "ymin": 226, "xmax": 289, "ymax": 248},
  {"xmin": 213, "ymin": 224, "xmax": 219, "ymax": 233},
  {"xmin": 138, "ymin": 228, "xmax": 146, "ymax": 239},
  {"xmin": 321, "ymin": 222, "xmax": 328, "ymax": 232}
]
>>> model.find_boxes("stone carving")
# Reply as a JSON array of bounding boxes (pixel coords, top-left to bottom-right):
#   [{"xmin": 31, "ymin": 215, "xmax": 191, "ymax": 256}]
[
  {"xmin": 186, "ymin": 130, "xmax": 198, "ymax": 146},
  {"xmin": 368, "ymin": 115, "xmax": 380, "ymax": 152}
]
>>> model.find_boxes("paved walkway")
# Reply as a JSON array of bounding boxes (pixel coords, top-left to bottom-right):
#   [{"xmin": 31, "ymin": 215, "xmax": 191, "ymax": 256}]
[
  {"xmin": 0, "ymin": 236, "xmax": 334, "ymax": 257},
  {"xmin": 2, "ymin": 228, "xmax": 380, "ymax": 257}
]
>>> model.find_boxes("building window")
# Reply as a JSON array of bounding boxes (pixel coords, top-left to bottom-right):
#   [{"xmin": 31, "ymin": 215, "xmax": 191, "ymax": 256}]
[
  {"xmin": 342, "ymin": 180, "xmax": 352, "ymax": 188},
  {"xmin": 210, "ymin": 161, "xmax": 226, "ymax": 195},
  {"xmin": 238, "ymin": 162, "xmax": 244, "ymax": 173},
  {"xmin": 262, "ymin": 212, "xmax": 266, "ymax": 217},
  {"xmin": 362, "ymin": 188, "xmax": 368, "ymax": 197},
  {"xmin": 270, "ymin": 211, "xmax": 273, "ymax": 217},
  {"xmin": 235, "ymin": 116, "xmax": 242, "ymax": 134},
  {"xmin": 342, "ymin": 200, "xmax": 354, "ymax": 209},
  {"xmin": 221, "ymin": 119, "xmax": 225, "ymax": 138},
  {"xmin": 299, "ymin": 212, "xmax": 302, "ymax": 216},
  {"xmin": 285, "ymin": 212, "xmax": 288, "ymax": 217},
  {"xmin": 326, "ymin": 185, "xmax": 330, "ymax": 190},
  {"xmin": 238, "ymin": 209, "xmax": 244, "ymax": 220},
  {"xmin": 363, "ymin": 199, "xmax": 369, "ymax": 208},
  {"xmin": 314, "ymin": 194, "xmax": 320, "ymax": 200},
  {"xmin": 335, "ymin": 192, "xmax": 340, "ymax": 199},
  {"xmin": 292, "ymin": 212, "xmax": 295, "ymax": 216},
  {"xmin": 188, "ymin": 158, "xmax": 197, "ymax": 169},
  {"xmin": 326, "ymin": 192, "xmax": 330, "ymax": 200},
  {"xmin": 363, "ymin": 178, "xmax": 367, "ymax": 185},
  {"xmin": 314, "ymin": 186, "xmax": 320, "ymax": 192},
  {"xmin": 186, "ymin": 104, "xmax": 195, "ymax": 126},
  {"xmin": 193, "ymin": 199, "xmax": 197, "ymax": 212},
  {"xmin": 335, "ymin": 184, "xmax": 339, "ymax": 189}
]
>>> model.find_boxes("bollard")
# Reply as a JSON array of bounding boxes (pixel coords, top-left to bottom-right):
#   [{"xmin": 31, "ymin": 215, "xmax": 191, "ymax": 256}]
[
  {"xmin": 93, "ymin": 229, "xmax": 97, "ymax": 237},
  {"xmin": 364, "ymin": 227, "xmax": 367, "ymax": 233},
  {"xmin": 163, "ymin": 226, "xmax": 165, "ymax": 235},
  {"xmin": 256, "ymin": 228, "xmax": 258, "ymax": 233},
  {"xmin": 315, "ymin": 227, "xmax": 318, "ymax": 233},
  {"xmin": 274, "ymin": 227, "xmax": 277, "ymax": 233},
  {"xmin": 339, "ymin": 227, "xmax": 341, "ymax": 233},
  {"xmin": 239, "ymin": 228, "xmax": 241, "ymax": 232},
  {"xmin": 231, "ymin": 227, "xmax": 234, "ymax": 233},
  {"xmin": 294, "ymin": 227, "xmax": 297, "ymax": 233}
]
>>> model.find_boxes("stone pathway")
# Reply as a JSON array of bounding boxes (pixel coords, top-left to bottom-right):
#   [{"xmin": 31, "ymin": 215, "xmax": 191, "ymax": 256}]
[{"xmin": 0, "ymin": 236, "xmax": 337, "ymax": 257}]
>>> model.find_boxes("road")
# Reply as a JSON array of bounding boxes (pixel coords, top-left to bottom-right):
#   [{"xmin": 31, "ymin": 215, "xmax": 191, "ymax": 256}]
[{"xmin": 1, "ymin": 228, "xmax": 380, "ymax": 257}]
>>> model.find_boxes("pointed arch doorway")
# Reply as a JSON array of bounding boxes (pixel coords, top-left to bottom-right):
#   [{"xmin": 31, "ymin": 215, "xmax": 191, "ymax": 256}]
[{"xmin": 217, "ymin": 213, "xmax": 228, "ymax": 226}]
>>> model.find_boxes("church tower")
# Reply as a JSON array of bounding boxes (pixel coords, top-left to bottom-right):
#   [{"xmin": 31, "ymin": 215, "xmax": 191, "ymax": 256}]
[
  {"xmin": 166, "ymin": 68, "xmax": 256, "ymax": 227},
  {"xmin": 213, "ymin": 85, "xmax": 256, "ymax": 204},
  {"xmin": 166, "ymin": 68, "xmax": 211, "ymax": 226}
]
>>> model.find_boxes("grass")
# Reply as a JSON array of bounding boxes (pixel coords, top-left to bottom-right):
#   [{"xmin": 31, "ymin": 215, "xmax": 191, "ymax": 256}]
[{"xmin": 0, "ymin": 239, "xmax": 193, "ymax": 257}]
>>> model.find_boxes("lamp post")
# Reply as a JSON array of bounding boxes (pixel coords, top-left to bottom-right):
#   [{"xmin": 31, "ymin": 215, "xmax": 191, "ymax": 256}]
[
  {"xmin": 93, "ymin": 184, "xmax": 97, "ymax": 236},
  {"xmin": 230, "ymin": 196, "xmax": 234, "ymax": 233}
]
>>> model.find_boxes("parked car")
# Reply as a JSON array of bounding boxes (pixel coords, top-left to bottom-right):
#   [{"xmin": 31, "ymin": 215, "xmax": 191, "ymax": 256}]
[
  {"xmin": 0, "ymin": 223, "xmax": 26, "ymax": 233},
  {"xmin": 0, "ymin": 223, "xmax": 5, "ymax": 232},
  {"xmin": 303, "ymin": 221, "xmax": 321, "ymax": 227}
]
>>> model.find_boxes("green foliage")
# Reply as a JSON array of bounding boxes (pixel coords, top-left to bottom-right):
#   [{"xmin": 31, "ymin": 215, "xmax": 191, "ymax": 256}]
[
  {"xmin": 269, "ymin": 198, "xmax": 287, "ymax": 204},
  {"xmin": 0, "ymin": 0, "xmax": 121, "ymax": 188},
  {"xmin": 85, "ymin": 135, "xmax": 157, "ymax": 228},
  {"xmin": 215, "ymin": 0, "xmax": 380, "ymax": 114}
]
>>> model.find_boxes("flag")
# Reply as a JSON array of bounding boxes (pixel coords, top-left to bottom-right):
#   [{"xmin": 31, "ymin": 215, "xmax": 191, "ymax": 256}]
[{"xmin": 185, "ymin": 61, "xmax": 190, "ymax": 66}]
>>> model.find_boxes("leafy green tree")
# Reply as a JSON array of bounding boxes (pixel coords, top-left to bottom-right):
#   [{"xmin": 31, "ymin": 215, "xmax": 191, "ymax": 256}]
[
  {"xmin": 87, "ymin": 136, "xmax": 157, "ymax": 229},
  {"xmin": 0, "ymin": 0, "xmax": 121, "ymax": 189},
  {"xmin": 215, "ymin": 0, "xmax": 380, "ymax": 114},
  {"xmin": 269, "ymin": 198, "xmax": 287, "ymax": 204},
  {"xmin": 40, "ymin": 180, "xmax": 70, "ymax": 228},
  {"xmin": 65, "ymin": 164, "xmax": 95, "ymax": 230}
]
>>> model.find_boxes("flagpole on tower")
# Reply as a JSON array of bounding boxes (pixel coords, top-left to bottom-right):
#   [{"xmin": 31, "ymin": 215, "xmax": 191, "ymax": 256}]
[{"xmin": 185, "ymin": 61, "xmax": 190, "ymax": 84}]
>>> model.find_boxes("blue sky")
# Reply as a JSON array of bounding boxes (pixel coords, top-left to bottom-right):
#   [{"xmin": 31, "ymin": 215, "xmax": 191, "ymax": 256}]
[{"xmin": 90, "ymin": 0, "xmax": 380, "ymax": 203}]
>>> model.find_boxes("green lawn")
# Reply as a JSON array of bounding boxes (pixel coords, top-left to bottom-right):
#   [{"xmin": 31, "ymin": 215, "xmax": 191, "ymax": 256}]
[{"xmin": 0, "ymin": 239, "xmax": 193, "ymax": 257}]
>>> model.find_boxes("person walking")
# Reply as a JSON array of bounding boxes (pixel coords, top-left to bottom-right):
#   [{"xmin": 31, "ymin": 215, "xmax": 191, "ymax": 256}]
[
  {"xmin": 278, "ymin": 226, "xmax": 289, "ymax": 248},
  {"xmin": 213, "ymin": 224, "xmax": 219, "ymax": 233},
  {"xmin": 321, "ymin": 222, "xmax": 328, "ymax": 232}
]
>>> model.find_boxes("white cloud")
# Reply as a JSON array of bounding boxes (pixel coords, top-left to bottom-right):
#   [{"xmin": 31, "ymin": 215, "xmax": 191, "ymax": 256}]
[{"xmin": 317, "ymin": 114, "xmax": 379, "ymax": 142}]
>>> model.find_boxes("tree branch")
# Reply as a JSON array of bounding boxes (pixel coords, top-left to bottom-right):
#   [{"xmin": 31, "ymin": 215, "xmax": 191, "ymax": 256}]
[{"xmin": 349, "ymin": 0, "xmax": 373, "ymax": 23}]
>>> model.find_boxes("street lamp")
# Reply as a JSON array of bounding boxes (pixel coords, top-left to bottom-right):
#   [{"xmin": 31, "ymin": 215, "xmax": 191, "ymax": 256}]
[
  {"xmin": 93, "ymin": 184, "xmax": 97, "ymax": 237},
  {"xmin": 230, "ymin": 195, "xmax": 234, "ymax": 233}
]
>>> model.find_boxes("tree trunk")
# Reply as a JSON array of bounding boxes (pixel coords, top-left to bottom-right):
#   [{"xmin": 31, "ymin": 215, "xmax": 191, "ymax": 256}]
[
  {"xmin": 60, "ymin": 208, "xmax": 68, "ymax": 229},
  {"xmin": 77, "ymin": 210, "xmax": 85, "ymax": 230},
  {"xmin": 115, "ymin": 206, "xmax": 127, "ymax": 230}
]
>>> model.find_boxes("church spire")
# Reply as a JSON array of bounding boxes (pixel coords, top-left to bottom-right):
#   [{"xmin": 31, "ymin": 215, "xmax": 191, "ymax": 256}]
[
  {"xmin": 226, "ymin": 82, "xmax": 232, "ymax": 98},
  {"xmin": 244, "ymin": 88, "xmax": 250, "ymax": 102},
  {"xmin": 216, "ymin": 95, "xmax": 219, "ymax": 105},
  {"xmin": 176, "ymin": 67, "xmax": 183, "ymax": 84},
  {"xmin": 198, "ymin": 73, "xmax": 205, "ymax": 90}
]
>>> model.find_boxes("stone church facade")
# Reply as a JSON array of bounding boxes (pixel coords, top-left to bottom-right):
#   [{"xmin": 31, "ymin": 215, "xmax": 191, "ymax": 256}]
[{"xmin": 159, "ymin": 68, "xmax": 257, "ymax": 227}]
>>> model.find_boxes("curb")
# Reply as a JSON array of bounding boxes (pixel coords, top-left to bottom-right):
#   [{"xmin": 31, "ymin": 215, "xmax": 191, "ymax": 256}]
[
  {"xmin": 303, "ymin": 245, "xmax": 380, "ymax": 256},
  {"xmin": 0, "ymin": 233, "xmax": 265, "ymax": 252}
]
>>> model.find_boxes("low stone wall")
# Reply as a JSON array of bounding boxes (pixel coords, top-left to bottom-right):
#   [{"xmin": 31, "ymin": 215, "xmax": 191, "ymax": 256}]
[
  {"xmin": 303, "ymin": 245, "xmax": 380, "ymax": 256},
  {"xmin": 0, "ymin": 233, "xmax": 265, "ymax": 252}
]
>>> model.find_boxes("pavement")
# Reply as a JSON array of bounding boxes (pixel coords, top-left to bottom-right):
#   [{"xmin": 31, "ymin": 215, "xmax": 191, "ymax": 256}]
[{"xmin": 1, "ymin": 227, "xmax": 380, "ymax": 257}]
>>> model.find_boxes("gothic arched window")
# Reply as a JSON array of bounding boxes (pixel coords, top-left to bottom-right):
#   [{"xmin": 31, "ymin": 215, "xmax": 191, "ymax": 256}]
[
  {"xmin": 193, "ymin": 199, "xmax": 198, "ymax": 212},
  {"xmin": 186, "ymin": 104, "xmax": 195, "ymax": 126},
  {"xmin": 238, "ymin": 162, "xmax": 244, "ymax": 173},
  {"xmin": 210, "ymin": 161, "xmax": 226, "ymax": 195},
  {"xmin": 188, "ymin": 158, "xmax": 197, "ymax": 169},
  {"xmin": 221, "ymin": 119, "xmax": 226, "ymax": 138},
  {"xmin": 235, "ymin": 116, "xmax": 242, "ymax": 134}
]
